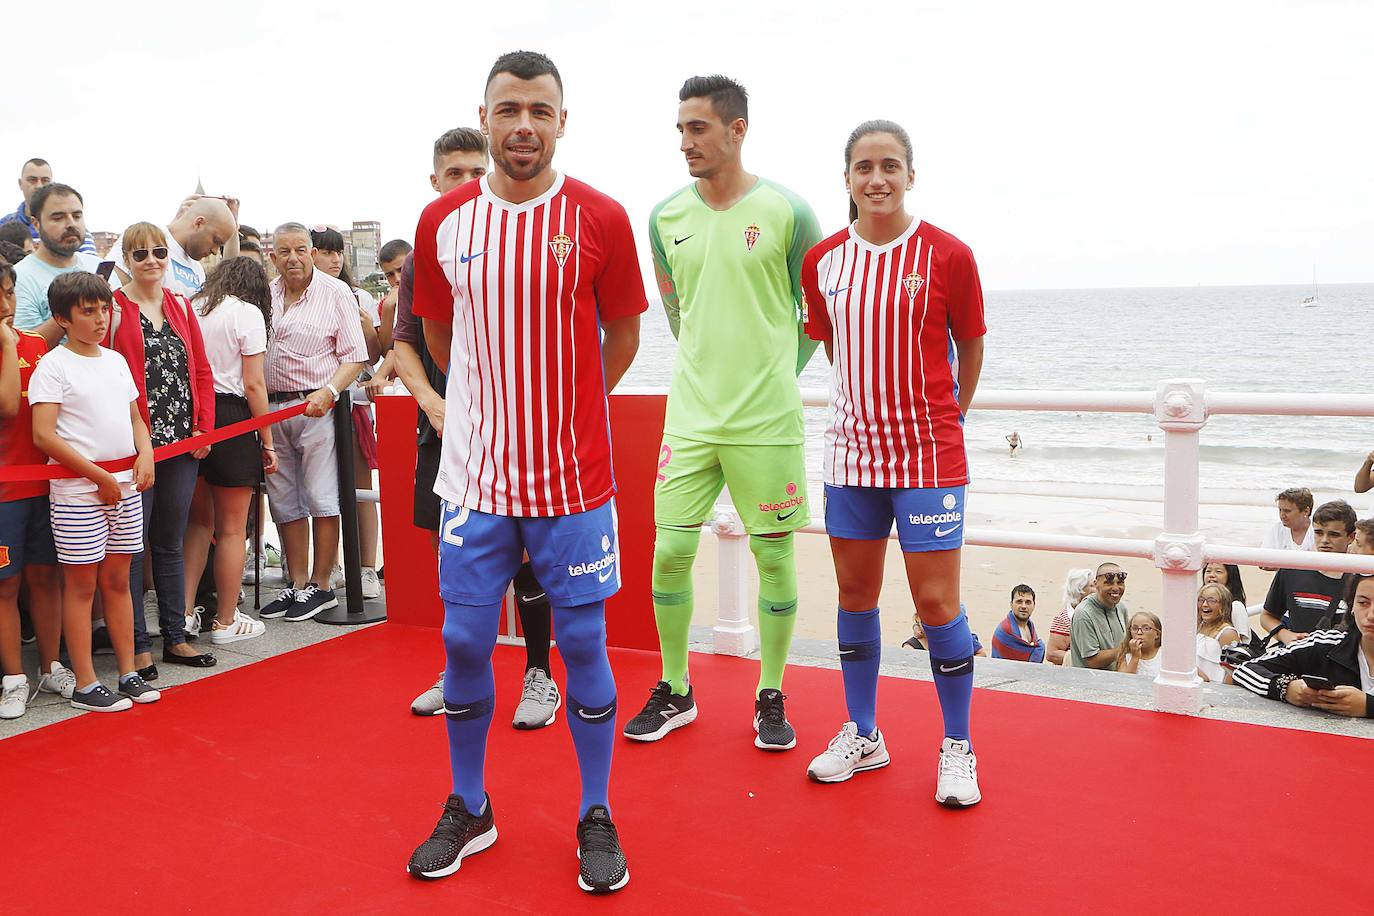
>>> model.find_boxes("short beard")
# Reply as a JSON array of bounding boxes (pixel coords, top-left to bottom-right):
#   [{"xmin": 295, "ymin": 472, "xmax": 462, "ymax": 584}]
[
  {"xmin": 492, "ymin": 148, "xmax": 552, "ymax": 183},
  {"xmin": 39, "ymin": 229, "xmax": 81, "ymax": 258}
]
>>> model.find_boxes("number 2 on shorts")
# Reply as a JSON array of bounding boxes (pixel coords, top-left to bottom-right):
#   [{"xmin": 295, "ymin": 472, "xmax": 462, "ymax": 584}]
[{"xmin": 442, "ymin": 503, "xmax": 470, "ymax": 547}]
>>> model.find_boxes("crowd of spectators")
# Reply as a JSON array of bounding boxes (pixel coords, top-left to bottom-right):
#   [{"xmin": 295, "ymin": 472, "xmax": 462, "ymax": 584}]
[{"xmin": 0, "ymin": 156, "xmax": 390, "ymax": 719}]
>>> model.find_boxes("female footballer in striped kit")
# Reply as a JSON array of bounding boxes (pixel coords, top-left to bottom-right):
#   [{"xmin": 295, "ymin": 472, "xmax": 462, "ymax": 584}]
[{"xmin": 799, "ymin": 120, "xmax": 987, "ymax": 806}]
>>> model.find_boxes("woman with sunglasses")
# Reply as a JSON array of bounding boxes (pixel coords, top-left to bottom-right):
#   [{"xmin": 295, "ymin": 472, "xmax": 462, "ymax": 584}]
[
  {"xmin": 799, "ymin": 120, "xmax": 987, "ymax": 807},
  {"xmin": 181, "ymin": 257, "xmax": 276, "ymax": 645},
  {"xmin": 309, "ymin": 227, "xmax": 384, "ymax": 598},
  {"xmin": 105, "ymin": 222, "xmax": 217, "ymax": 676}
]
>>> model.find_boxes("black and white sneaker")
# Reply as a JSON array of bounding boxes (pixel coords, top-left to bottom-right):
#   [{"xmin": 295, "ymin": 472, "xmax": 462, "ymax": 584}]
[
  {"xmin": 258, "ymin": 586, "xmax": 297, "ymax": 619},
  {"xmin": 622, "ymin": 681, "xmax": 696, "ymax": 742},
  {"xmin": 753, "ymin": 689, "xmax": 797, "ymax": 750},
  {"xmin": 407, "ymin": 794, "xmax": 497, "ymax": 880},
  {"xmin": 284, "ymin": 584, "xmax": 337, "ymax": 622},
  {"xmin": 118, "ymin": 674, "xmax": 162, "ymax": 704},
  {"xmin": 576, "ymin": 805, "xmax": 629, "ymax": 893},
  {"xmin": 71, "ymin": 683, "xmax": 133, "ymax": 713}
]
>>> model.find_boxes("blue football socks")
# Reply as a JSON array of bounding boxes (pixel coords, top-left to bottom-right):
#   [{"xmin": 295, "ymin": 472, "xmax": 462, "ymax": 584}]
[
  {"xmin": 923, "ymin": 611, "xmax": 975, "ymax": 746},
  {"xmin": 441, "ymin": 598, "xmax": 503, "ymax": 813},
  {"xmin": 554, "ymin": 602, "xmax": 618, "ymax": 818},
  {"xmin": 837, "ymin": 607, "xmax": 882, "ymax": 737}
]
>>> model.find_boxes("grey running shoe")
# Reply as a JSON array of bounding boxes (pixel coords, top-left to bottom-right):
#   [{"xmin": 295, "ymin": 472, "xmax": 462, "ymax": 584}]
[
  {"xmin": 512, "ymin": 668, "xmax": 561, "ymax": 729},
  {"xmin": 411, "ymin": 673, "xmax": 446, "ymax": 716}
]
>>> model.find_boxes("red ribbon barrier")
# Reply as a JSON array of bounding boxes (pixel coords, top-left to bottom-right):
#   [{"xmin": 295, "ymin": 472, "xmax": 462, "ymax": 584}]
[{"xmin": 0, "ymin": 401, "xmax": 310, "ymax": 482}]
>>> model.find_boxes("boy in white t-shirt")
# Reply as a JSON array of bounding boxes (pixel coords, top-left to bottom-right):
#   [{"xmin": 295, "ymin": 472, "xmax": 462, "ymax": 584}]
[
  {"xmin": 28, "ymin": 271, "xmax": 159, "ymax": 712},
  {"xmin": 1259, "ymin": 486, "xmax": 1315, "ymax": 571}
]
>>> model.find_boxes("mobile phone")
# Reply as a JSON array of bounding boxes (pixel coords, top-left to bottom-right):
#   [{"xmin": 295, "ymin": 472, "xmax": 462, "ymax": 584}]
[
  {"xmin": 1301, "ymin": 675, "xmax": 1336, "ymax": 691},
  {"xmin": 96, "ymin": 260, "xmax": 115, "ymax": 281}
]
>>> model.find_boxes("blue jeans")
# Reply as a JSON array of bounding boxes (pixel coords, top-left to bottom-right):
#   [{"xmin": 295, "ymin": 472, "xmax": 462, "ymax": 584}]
[{"xmin": 132, "ymin": 453, "xmax": 200, "ymax": 654}]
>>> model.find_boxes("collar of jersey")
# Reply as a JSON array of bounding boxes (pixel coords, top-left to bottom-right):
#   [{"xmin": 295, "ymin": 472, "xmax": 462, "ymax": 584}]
[
  {"xmin": 847, "ymin": 216, "xmax": 922, "ymax": 255},
  {"xmin": 479, "ymin": 172, "xmax": 566, "ymax": 213}
]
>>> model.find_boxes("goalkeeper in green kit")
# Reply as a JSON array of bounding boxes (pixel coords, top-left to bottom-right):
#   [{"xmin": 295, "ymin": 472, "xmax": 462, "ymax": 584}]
[{"xmin": 622, "ymin": 74, "xmax": 821, "ymax": 751}]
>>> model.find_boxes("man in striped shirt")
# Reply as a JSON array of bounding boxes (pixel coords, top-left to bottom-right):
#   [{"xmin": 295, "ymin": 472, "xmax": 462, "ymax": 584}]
[
  {"xmin": 257, "ymin": 223, "xmax": 368, "ymax": 623},
  {"xmin": 406, "ymin": 51, "xmax": 644, "ymax": 894}
]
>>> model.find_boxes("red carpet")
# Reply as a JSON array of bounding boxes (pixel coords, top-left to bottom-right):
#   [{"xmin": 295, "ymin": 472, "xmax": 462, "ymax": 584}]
[{"xmin": 4, "ymin": 625, "xmax": 1370, "ymax": 915}]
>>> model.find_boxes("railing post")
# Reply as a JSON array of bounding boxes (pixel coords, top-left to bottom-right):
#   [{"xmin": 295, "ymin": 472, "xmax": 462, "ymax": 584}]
[
  {"xmin": 710, "ymin": 509, "xmax": 757, "ymax": 657},
  {"xmin": 1152, "ymin": 379, "xmax": 1206, "ymax": 713}
]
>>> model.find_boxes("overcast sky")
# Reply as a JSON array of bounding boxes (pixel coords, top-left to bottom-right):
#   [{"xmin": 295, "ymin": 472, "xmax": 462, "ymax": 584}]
[{"xmin": 7, "ymin": 0, "xmax": 1370, "ymax": 290}]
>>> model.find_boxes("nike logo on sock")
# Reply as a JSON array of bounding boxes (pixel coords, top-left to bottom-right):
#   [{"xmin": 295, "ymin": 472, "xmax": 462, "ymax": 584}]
[{"xmin": 577, "ymin": 707, "xmax": 615, "ymax": 722}]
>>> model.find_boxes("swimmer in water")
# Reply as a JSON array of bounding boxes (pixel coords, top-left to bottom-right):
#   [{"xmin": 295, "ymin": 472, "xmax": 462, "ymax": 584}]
[{"xmin": 1006, "ymin": 431, "xmax": 1021, "ymax": 457}]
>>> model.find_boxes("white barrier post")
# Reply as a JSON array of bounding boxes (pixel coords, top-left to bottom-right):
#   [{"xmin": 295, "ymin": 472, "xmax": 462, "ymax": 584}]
[
  {"xmin": 1152, "ymin": 379, "xmax": 1206, "ymax": 713},
  {"xmin": 711, "ymin": 509, "xmax": 757, "ymax": 656}
]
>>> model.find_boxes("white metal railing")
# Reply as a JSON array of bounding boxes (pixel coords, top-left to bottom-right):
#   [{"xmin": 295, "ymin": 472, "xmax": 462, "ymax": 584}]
[{"xmin": 697, "ymin": 379, "xmax": 1374, "ymax": 715}]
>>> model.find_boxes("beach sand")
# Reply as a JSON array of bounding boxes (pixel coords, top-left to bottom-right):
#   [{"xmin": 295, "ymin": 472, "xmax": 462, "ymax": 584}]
[{"xmin": 685, "ymin": 490, "xmax": 1280, "ymax": 654}]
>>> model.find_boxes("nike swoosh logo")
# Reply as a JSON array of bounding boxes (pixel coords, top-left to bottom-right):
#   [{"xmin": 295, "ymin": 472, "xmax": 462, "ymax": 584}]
[
  {"xmin": 673, "ymin": 235, "xmax": 693, "ymax": 245},
  {"xmin": 598, "ymin": 566, "xmax": 614, "ymax": 583},
  {"xmin": 934, "ymin": 525, "xmax": 961, "ymax": 537},
  {"xmin": 446, "ymin": 706, "xmax": 471, "ymax": 715},
  {"xmin": 860, "ymin": 744, "xmax": 879, "ymax": 757},
  {"xmin": 839, "ymin": 649, "xmax": 855, "ymax": 656},
  {"xmin": 459, "ymin": 250, "xmax": 488, "ymax": 263},
  {"xmin": 776, "ymin": 508, "xmax": 799, "ymax": 521},
  {"xmin": 578, "ymin": 708, "xmax": 615, "ymax": 721},
  {"xmin": 938, "ymin": 664, "xmax": 964, "ymax": 674},
  {"xmin": 827, "ymin": 286, "xmax": 851, "ymax": 296}
]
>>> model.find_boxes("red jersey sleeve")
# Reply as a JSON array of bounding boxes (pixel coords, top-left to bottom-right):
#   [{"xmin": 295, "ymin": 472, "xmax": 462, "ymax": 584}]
[
  {"xmin": 947, "ymin": 244, "xmax": 987, "ymax": 342},
  {"xmin": 593, "ymin": 200, "xmax": 649, "ymax": 321},
  {"xmin": 801, "ymin": 245, "xmax": 831, "ymax": 342},
  {"xmin": 410, "ymin": 206, "xmax": 452, "ymax": 323}
]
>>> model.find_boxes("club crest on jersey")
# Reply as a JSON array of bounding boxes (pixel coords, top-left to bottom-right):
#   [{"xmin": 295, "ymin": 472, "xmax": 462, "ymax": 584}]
[
  {"xmin": 549, "ymin": 233, "xmax": 575, "ymax": 268},
  {"xmin": 903, "ymin": 272, "xmax": 925, "ymax": 301},
  {"xmin": 744, "ymin": 224, "xmax": 761, "ymax": 252}
]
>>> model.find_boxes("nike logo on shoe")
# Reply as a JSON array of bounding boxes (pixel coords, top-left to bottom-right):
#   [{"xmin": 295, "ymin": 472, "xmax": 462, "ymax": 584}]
[
  {"xmin": 934, "ymin": 524, "xmax": 961, "ymax": 537},
  {"xmin": 673, "ymin": 235, "xmax": 693, "ymax": 245},
  {"xmin": 459, "ymin": 250, "xmax": 488, "ymax": 263}
]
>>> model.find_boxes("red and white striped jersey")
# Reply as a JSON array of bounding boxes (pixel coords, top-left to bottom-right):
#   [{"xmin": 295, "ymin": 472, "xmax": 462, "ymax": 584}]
[
  {"xmin": 411, "ymin": 173, "xmax": 649, "ymax": 517},
  {"xmin": 802, "ymin": 219, "xmax": 986, "ymax": 489}
]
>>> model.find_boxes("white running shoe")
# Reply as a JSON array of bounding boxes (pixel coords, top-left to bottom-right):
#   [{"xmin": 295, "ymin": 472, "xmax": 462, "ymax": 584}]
[
  {"xmin": 38, "ymin": 662, "xmax": 77, "ymax": 699},
  {"xmin": 329, "ymin": 565, "xmax": 346, "ymax": 591},
  {"xmin": 411, "ymin": 673, "xmax": 446, "ymax": 716},
  {"xmin": 0, "ymin": 675, "xmax": 29, "ymax": 719},
  {"xmin": 806, "ymin": 721, "xmax": 890, "ymax": 783},
  {"xmin": 360, "ymin": 567, "xmax": 382, "ymax": 600},
  {"xmin": 211, "ymin": 609, "xmax": 267, "ymax": 645},
  {"xmin": 935, "ymin": 737, "xmax": 981, "ymax": 807},
  {"xmin": 512, "ymin": 668, "xmax": 561, "ymax": 729},
  {"xmin": 185, "ymin": 606, "xmax": 205, "ymax": 638}
]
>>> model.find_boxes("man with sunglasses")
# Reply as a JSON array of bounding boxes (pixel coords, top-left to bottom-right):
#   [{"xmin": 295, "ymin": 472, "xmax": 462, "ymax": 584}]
[
  {"xmin": 1069, "ymin": 563, "xmax": 1131, "ymax": 669},
  {"xmin": 108, "ymin": 197, "xmax": 238, "ymax": 297}
]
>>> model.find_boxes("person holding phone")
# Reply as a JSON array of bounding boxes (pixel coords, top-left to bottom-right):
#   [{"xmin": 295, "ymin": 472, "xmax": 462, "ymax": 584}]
[{"xmin": 1233, "ymin": 574, "xmax": 1374, "ymax": 717}]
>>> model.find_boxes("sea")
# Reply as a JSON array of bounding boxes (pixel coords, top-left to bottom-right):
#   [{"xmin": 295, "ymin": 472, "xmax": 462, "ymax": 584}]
[{"xmin": 620, "ymin": 282, "xmax": 1374, "ymax": 507}]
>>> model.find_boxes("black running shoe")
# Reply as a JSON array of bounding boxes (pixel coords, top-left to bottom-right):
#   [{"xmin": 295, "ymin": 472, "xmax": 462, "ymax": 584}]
[
  {"xmin": 753, "ymin": 689, "xmax": 796, "ymax": 751},
  {"xmin": 284, "ymin": 583, "xmax": 337, "ymax": 622},
  {"xmin": 407, "ymin": 794, "xmax": 497, "ymax": 880},
  {"xmin": 576, "ymin": 805, "xmax": 629, "ymax": 893},
  {"xmin": 258, "ymin": 586, "xmax": 297, "ymax": 620},
  {"xmin": 622, "ymin": 681, "xmax": 697, "ymax": 742}
]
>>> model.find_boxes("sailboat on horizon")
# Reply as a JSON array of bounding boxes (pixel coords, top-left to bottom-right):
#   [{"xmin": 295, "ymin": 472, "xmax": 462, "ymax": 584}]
[{"xmin": 1301, "ymin": 265, "xmax": 1318, "ymax": 306}]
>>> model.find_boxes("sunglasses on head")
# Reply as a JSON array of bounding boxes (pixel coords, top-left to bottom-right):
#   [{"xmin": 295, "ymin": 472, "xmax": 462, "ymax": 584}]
[
  {"xmin": 130, "ymin": 247, "xmax": 169, "ymax": 263},
  {"xmin": 1100, "ymin": 572, "xmax": 1127, "ymax": 584}
]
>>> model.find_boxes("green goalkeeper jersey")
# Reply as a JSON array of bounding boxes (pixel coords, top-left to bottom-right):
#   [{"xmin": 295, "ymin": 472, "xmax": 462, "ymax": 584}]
[{"xmin": 649, "ymin": 178, "xmax": 821, "ymax": 445}]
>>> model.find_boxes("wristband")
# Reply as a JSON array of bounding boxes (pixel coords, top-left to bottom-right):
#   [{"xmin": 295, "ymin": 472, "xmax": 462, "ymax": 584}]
[{"xmin": 326, "ymin": 383, "xmax": 340, "ymax": 400}]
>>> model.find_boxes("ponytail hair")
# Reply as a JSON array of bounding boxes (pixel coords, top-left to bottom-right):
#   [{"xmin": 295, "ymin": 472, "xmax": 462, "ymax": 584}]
[{"xmin": 844, "ymin": 119, "xmax": 914, "ymax": 223}]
